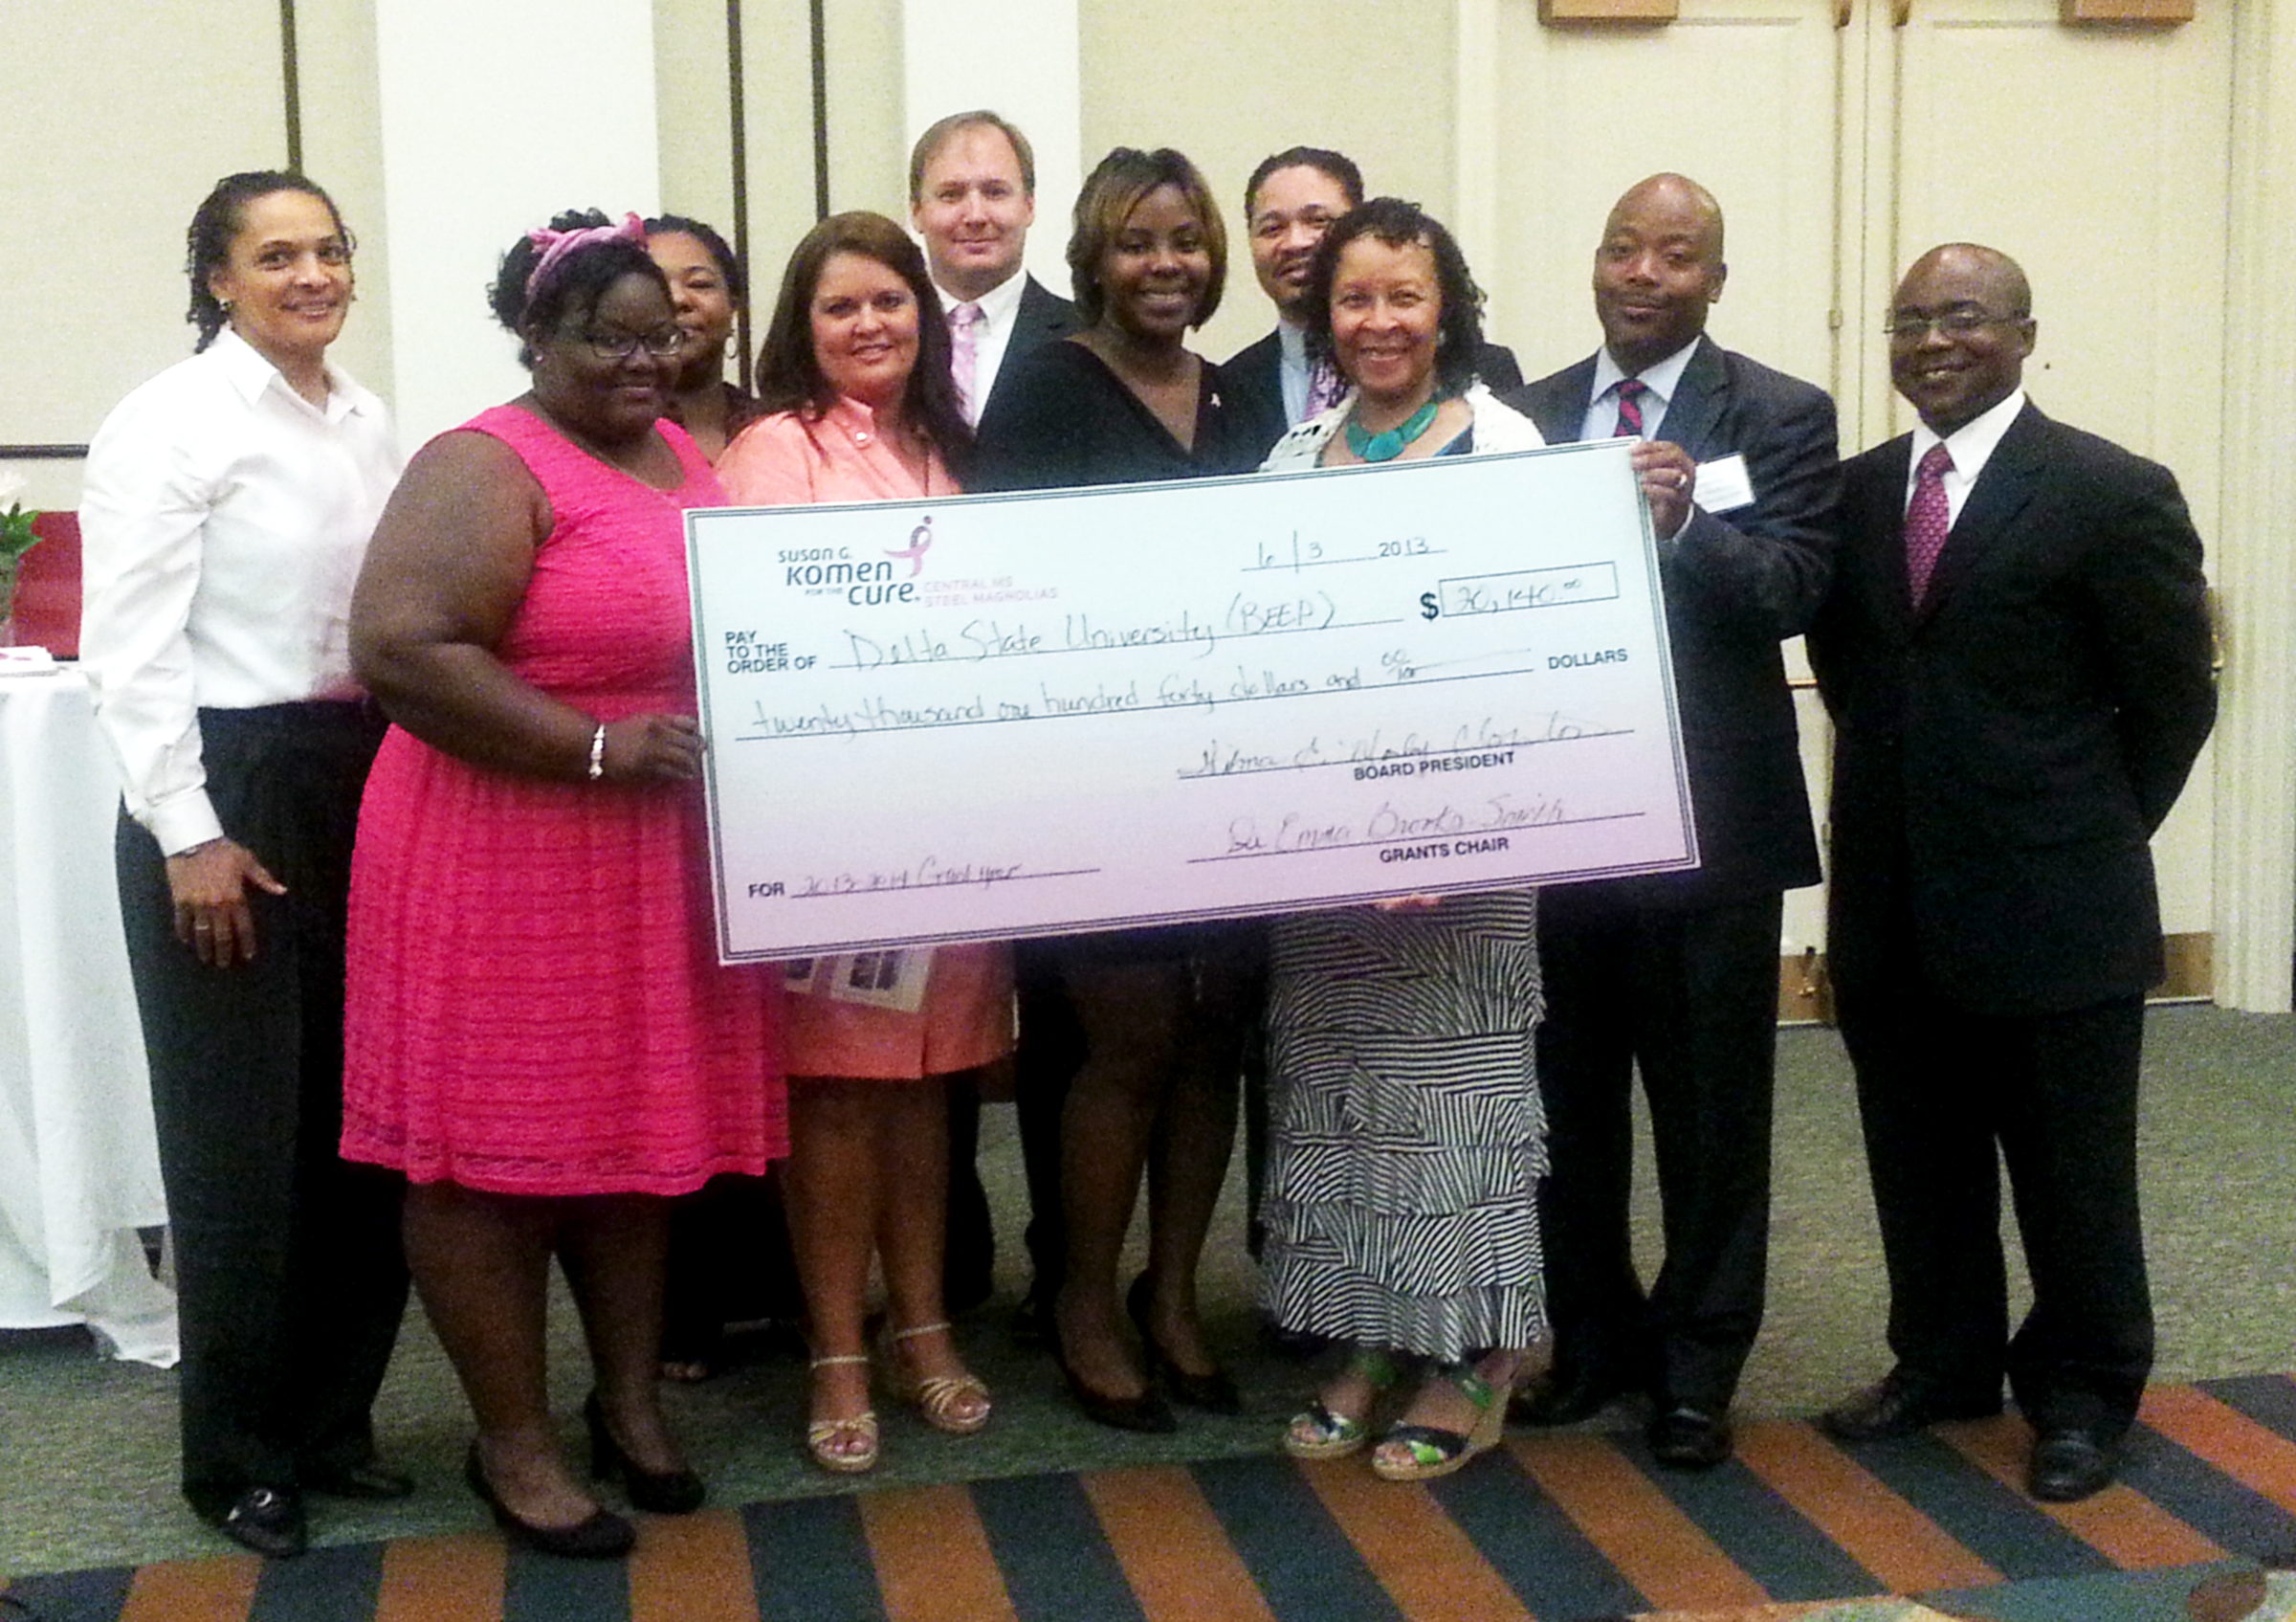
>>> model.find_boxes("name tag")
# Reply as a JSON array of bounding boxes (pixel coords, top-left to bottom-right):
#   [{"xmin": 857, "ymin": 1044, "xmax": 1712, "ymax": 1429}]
[{"xmin": 1693, "ymin": 453, "xmax": 1755, "ymax": 515}]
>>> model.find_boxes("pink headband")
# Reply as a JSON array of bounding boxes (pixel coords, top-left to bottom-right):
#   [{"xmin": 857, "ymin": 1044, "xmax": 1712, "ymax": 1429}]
[{"xmin": 524, "ymin": 211, "xmax": 648, "ymax": 300}]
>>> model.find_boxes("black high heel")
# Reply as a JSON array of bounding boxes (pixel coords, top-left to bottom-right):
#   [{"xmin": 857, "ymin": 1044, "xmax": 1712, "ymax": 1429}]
[
  {"xmin": 1127, "ymin": 1274, "xmax": 1242, "ymax": 1414},
  {"xmin": 1054, "ymin": 1341, "xmax": 1180, "ymax": 1433},
  {"xmin": 463, "ymin": 1443, "xmax": 634, "ymax": 1559},
  {"xmin": 1051, "ymin": 1289, "xmax": 1177, "ymax": 1433},
  {"xmin": 585, "ymin": 1393, "xmax": 706, "ymax": 1514}
]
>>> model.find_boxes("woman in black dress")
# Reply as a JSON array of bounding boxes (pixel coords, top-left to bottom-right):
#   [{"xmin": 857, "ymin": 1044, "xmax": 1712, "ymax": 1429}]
[{"xmin": 973, "ymin": 147, "xmax": 1260, "ymax": 1432}]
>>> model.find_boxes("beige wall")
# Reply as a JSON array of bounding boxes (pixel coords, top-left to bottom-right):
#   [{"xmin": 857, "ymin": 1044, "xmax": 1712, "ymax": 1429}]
[
  {"xmin": 299, "ymin": 0, "xmax": 396, "ymax": 403},
  {"xmin": 1078, "ymin": 0, "xmax": 1459, "ymax": 364},
  {"xmin": 0, "ymin": 0, "xmax": 290, "ymax": 508}
]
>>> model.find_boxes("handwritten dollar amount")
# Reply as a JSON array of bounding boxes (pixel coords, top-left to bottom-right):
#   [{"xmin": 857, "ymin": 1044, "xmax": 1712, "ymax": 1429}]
[{"xmin": 1424, "ymin": 563, "xmax": 1623, "ymax": 620}]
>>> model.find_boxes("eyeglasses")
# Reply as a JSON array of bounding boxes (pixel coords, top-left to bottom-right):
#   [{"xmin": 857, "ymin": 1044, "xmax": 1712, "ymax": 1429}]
[
  {"xmin": 1883, "ymin": 308, "xmax": 2026, "ymax": 342},
  {"xmin": 580, "ymin": 327, "xmax": 686, "ymax": 362}
]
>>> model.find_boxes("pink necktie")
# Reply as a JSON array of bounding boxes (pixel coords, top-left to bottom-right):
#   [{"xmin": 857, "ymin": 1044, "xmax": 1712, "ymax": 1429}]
[
  {"xmin": 1613, "ymin": 378, "xmax": 1648, "ymax": 438},
  {"xmin": 950, "ymin": 302, "xmax": 984, "ymax": 423},
  {"xmin": 1904, "ymin": 443, "xmax": 1954, "ymax": 605}
]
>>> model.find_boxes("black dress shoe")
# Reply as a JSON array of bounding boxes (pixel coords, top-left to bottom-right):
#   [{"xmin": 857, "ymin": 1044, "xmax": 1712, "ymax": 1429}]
[
  {"xmin": 1819, "ymin": 1373, "xmax": 2000, "ymax": 1442},
  {"xmin": 207, "ymin": 1485, "xmax": 306, "ymax": 1559},
  {"xmin": 1127, "ymin": 1275, "xmax": 1242, "ymax": 1414},
  {"xmin": 2029, "ymin": 1427, "xmax": 2118, "ymax": 1502},
  {"xmin": 464, "ymin": 1444, "xmax": 635, "ymax": 1559},
  {"xmin": 301, "ymin": 1456, "xmax": 416, "ymax": 1500},
  {"xmin": 1512, "ymin": 1362, "xmax": 1638, "ymax": 1427},
  {"xmin": 1648, "ymin": 1405, "xmax": 1733, "ymax": 1470},
  {"xmin": 585, "ymin": 1394, "xmax": 705, "ymax": 1514}
]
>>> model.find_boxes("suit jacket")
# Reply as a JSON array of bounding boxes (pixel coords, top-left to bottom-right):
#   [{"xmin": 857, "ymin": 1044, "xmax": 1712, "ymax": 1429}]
[
  {"xmin": 980, "ymin": 275, "xmax": 1079, "ymax": 420},
  {"xmin": 1503, "ymin": 336, "xmax": 1838, "ymax": 905},
  {"xmin": 1807, "ymin": 402, "xmax": 2216, "ymax": 1015},
  {"xmin": 1223, "ymin": 328, "xmax": 1525, "ymax": 465}
]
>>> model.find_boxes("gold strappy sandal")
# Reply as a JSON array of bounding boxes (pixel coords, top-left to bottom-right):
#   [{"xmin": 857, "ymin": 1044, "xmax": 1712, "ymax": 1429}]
[
  {"xmin": 881, "ymin": 1321, "xmax": 992, "ymax": 1436},
  {"xmin": 806, "ymin": 1352, "xmax": 879, "ymax": 1474}
]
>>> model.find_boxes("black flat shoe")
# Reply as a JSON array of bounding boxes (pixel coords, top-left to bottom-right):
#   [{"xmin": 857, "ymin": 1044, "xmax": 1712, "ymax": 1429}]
[
  {"xmin": 1126, "ymin": 1274, "xmax": 1241, "ymax": 1415},
  {"xmin": 464, "ymin": 1443, "xmax": 635, "ymax": 1559},
  {"xmin": 585, "ymin": 1394, "xmax": 705, "ymax": 1515},
  {"xmin": 205, "ymin": 1485, "xmax": 305, "ymax": 1560},
  {"xmin": 300, "ymin": 1455, "xmax": 416, "ymax": 1501}
]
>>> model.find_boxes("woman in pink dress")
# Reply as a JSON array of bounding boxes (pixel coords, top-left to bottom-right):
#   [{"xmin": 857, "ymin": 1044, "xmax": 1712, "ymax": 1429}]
[
  {"xmin": 718, "ymin": 211, "xmax": 1008, "ymax": 1475},
  {"xmin": 342, "ymin": 211, "xmax": 784, "ymax": 1557}
]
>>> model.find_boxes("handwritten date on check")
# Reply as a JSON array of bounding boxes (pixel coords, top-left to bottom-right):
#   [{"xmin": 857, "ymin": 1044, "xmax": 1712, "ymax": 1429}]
[{"xmin": 686, "ymin": 440, "xmax": 1695, "ymax": 961}]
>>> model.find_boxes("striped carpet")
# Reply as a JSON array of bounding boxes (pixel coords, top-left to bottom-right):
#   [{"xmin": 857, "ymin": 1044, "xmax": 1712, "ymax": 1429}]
[{"xmin": 9, "ymin": 1375, "xmax": 2296, "ymax": 1622}]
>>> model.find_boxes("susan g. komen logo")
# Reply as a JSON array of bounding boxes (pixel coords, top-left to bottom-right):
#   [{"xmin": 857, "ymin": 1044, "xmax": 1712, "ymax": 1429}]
[
  {"xmin": 779, "ymin": 517, "xmax": 930, "ymax": 606},
  {"xmin": 885, "ymin": 515, "xmax": 933, "ymax": 579}
]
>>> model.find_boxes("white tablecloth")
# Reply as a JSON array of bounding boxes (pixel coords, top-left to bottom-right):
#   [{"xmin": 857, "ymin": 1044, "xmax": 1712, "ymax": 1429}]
[{"xmin": 0, "ymin": 666, "xmax": 178, "ymax": 1363}]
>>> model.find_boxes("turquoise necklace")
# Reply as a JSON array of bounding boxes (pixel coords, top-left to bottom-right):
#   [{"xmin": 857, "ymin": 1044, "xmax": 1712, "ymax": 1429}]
[{"xmin": 1345, "ymin": 397, "xmax": 1442, "ymax": 462}]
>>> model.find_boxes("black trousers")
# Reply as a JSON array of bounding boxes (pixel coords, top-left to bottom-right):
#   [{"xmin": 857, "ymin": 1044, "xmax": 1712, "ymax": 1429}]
[
  {"xmin": 116, "ymin": 702, "xmax": 408, "ymax": 1515},
  {"xmin": 1534, "ymin": 888, "xmax": 1784, "ymax": 1411},
  {"xmin": 1834, "ymin": 960, "xmax": 2151, "ymax": 1437}
]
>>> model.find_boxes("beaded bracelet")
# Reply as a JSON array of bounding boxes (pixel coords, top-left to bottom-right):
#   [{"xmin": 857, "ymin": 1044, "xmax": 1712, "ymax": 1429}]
[{"xmin": 587, "ymin": 722, "xmax": 607, "ymax": 781}]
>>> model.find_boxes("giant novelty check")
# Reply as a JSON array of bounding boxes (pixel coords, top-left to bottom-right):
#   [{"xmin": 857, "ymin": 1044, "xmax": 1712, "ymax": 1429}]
[{"xmin": 688, "ymin": 439, "xmax": 1696, "ymax": 961}]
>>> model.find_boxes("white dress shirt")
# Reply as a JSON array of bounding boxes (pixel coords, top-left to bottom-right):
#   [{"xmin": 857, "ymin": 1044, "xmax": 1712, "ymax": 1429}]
[
  {"xmin": 937, "ymin": 268, "xmax": 1030, "ymax": 427},
  {"xmin": 1904, "ymin": 387, "xmax": 2027, "ymax": 525},
  {"xmin": 1579, "ymin": 339, "xmax": 1702, "ymax": 442},
  {"xmin": 78, "ymin": 328, "xmax": 402, "ymax": 855}
]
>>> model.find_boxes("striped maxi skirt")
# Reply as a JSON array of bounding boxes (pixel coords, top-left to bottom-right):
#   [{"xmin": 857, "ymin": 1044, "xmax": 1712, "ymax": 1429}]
[{"xmin": 1258, "ymin": 890, "xmax": 1549, "ymax": 1362}]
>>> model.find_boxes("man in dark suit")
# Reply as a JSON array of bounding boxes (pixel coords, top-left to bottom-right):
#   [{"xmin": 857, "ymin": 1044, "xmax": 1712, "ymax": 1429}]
[
  {"xmin": 1501, "ymin": 173, "xmax": 1838, "ymax": 1469},
  {"xmin": 1808, "ymin": 243, "xmax": 2215, "ymax": 1502},
  {"xmin": 1225, "ymin": 146, "xmax": 1520, "ymax": 462},
  {"xmin": 910, "ymin": 109, "xmax": 1078, "ymax": 427},
  {"xmin": 909, "ymin": 109, "xmax": 1082, "ymax": 1320}
]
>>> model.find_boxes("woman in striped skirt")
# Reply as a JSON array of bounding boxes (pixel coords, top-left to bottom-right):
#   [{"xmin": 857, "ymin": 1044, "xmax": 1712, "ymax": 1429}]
[{"xmin": 1253, "ymin": 198, "xmax": 1550, "ymax": 1482}]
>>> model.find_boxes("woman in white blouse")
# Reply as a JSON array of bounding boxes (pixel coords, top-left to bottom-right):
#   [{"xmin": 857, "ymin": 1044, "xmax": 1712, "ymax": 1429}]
[{"xmin": 78, "ymin": 171, "xmax": 410, "ymax": 1560}]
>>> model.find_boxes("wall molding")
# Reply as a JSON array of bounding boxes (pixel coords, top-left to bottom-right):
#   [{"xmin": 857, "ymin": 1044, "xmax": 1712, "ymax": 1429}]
[
  {"xmin": 280, "ymin": 0, "xmax": 304, "ymax": 172},
  {"xmin": 2212, "ymin": 0, "xmax": 2296, "ymax": 1011}
]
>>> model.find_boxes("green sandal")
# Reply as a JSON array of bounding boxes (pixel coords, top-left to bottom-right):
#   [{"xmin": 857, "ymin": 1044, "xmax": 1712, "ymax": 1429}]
[
  {"xmin": 1283, "ymin": 1348, "xmax": 1400, "ymax": 1460},
  {"xmin": 1370, "ymin": 1357, "xmax": 1514, "ymax": 1482}
]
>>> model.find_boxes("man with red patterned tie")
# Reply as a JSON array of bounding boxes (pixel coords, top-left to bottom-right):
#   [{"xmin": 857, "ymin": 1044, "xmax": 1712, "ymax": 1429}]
[
  {"xmin": 1503, "ymin": 173, "xmax": 1840, "ymax": 1470},
  {"xmin": 1808, "ymin": 243, "xmax": 2215, "ymax": 1502}
]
